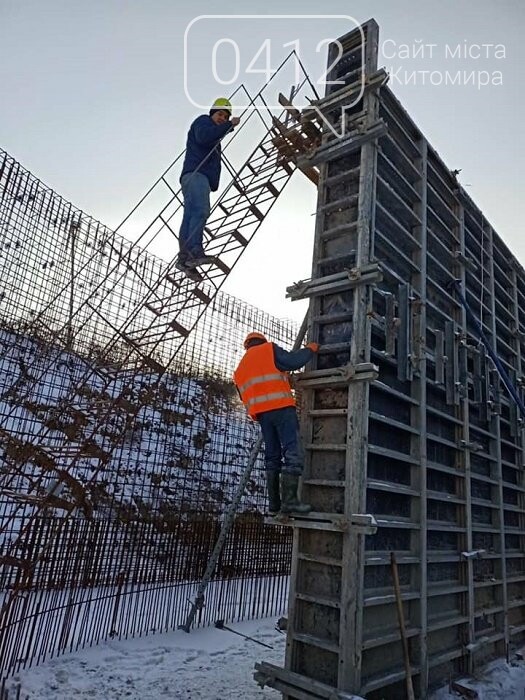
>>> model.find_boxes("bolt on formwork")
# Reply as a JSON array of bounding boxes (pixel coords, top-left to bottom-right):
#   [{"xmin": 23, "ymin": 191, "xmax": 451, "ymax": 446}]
[{"xmin": 256, "ymin": 18, "xmax": 525, "ymax": 700}]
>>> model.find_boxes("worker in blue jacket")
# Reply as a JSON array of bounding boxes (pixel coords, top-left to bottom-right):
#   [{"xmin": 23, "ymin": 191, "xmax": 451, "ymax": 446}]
[{"xmin": 176, "ymin": 98, "xmax": 240, "ymax": 276}]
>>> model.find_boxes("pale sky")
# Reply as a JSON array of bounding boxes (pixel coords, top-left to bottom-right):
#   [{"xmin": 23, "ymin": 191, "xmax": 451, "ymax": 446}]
[{"xmin": 1, "ymin": 0, "xmax": 523, "ymax": 323}]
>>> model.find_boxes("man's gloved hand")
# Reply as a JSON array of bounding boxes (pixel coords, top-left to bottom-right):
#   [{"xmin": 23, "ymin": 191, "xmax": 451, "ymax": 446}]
[
  {"xmin": 306, "ymin": 342, "xmax": 319, "ymax": 353},
  {"xmin": 231, "ymin": 117, "xmax": 241, "ymax": 127}
]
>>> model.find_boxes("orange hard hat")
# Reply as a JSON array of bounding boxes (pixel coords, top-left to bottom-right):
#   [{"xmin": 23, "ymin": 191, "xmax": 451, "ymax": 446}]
[{"xmin": 243, "ymin": 331, "xmax": 267, "ymax": 349}]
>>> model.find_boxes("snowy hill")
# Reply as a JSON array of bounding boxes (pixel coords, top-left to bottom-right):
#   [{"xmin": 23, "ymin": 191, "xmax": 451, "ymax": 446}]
[{"xmin": 0, "ymin": 325, "xmax": 266, "ymax": 539}]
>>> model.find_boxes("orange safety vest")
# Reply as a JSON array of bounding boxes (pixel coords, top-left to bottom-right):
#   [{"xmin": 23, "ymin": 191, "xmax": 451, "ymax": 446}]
[{"xmin": 233, "ymin": 342, "xmax": 295, "ymax": 418}]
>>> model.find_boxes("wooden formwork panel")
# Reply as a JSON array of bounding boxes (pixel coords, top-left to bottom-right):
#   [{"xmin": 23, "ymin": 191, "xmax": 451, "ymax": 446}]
[{"xmin": 276, "ymin": 17, "xmax": 525, "ymax": 700}]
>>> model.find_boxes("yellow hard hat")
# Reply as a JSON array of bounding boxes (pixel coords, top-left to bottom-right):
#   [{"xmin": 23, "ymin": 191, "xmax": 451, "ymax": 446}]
[
  {"xmin": 211, "ymin": 97, "xmax": 232, "ymax": 115},
  {"xmin": 243, "ymin": 332, "xmax": 267, "ymax": 349}
]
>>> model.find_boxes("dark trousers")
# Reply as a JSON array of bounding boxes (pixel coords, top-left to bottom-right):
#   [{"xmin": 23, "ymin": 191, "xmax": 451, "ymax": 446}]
[{"xmin": 257, "ymin": 406, "xmax": 303, "ymax": 475}]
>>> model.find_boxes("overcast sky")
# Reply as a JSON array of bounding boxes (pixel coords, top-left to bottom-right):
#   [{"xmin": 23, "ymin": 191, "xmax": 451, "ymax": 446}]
[{"xmin": 1, "ymin": 0, "xmax": 523, "ymax": 322}]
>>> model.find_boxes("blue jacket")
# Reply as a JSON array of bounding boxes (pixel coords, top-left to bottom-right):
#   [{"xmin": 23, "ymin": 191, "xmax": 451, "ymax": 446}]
[
  {"xmin": 272, "ymin": 343, "xmax": 314, "ymax": 371},
  {"xmin": 180, "ymin": 115, "xmax": 232, "ymax": 191}
]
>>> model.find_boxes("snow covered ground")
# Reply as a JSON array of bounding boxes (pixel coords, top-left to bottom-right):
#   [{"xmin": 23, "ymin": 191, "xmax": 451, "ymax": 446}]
[
  {"xmin": 5, "ymin": 617, "xmax": 284, "ymax": 700},
  {"xmin": 5, "ymin": 616, "xmax": 525, "ymax": 699}
]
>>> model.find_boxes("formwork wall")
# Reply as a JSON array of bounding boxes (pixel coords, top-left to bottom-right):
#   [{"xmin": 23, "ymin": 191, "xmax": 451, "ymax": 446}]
[{"xmin": 281, "ymin": 20, "xmax": 525, "ymax": 699}]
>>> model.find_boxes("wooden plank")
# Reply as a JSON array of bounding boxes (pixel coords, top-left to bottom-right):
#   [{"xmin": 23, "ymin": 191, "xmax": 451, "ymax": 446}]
[
  {"xmin": 278, "ymin": 92, "xmax": 302, "ymax": 123},
  {"xmin": 255, "ymin": 662, "xmax": 365, "ymax": 700},
  {"xmin": 297, "ymin": 166, "xmax": 320, "ymax": 186},
  {"xmin": 450, "ymin": 680, "xmax": 479, "ymax": 699},
  {"xmin": 390, "ymin": 552, "xmax": 415, "ymax": 700}
]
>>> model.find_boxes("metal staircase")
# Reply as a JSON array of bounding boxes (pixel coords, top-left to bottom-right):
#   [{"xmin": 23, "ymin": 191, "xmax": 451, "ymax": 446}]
[
  {"xmin": 0, "ymin": 74, "xmax": 322, "ymax": 627},
  {"xmin": 116, "ymin": 120, "xmax": 300, "ymax": 362}
]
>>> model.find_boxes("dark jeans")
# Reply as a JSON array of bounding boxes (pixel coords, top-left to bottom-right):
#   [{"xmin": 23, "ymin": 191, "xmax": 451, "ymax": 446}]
[
  {"xmin": 178, "ymin": 172, "xmax": 211, "ymax": 262},
  {"xmin": 258, "ymin": 406, "xmax": 303, "ymax": 475}
]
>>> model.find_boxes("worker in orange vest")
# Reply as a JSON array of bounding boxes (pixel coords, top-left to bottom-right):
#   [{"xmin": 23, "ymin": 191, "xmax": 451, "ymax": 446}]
[{"xmin": 233, "ymin": 331, "xmax": 319, "ymax": 515}]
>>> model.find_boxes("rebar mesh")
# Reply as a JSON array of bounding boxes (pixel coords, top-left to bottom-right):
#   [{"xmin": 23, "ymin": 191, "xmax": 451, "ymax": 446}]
[{"xmin": 0, "ymin": 148, "xmax": 296, "ymax": 678}]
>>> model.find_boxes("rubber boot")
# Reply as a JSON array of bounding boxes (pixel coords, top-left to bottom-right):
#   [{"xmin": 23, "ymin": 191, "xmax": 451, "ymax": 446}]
[
  {"xmin": 280, "ymin": 473, "xmax": 311, "ymax": 515},
  {"xmin": 265, "ymin": 471, "xmax": 281, "ymax": 515}
]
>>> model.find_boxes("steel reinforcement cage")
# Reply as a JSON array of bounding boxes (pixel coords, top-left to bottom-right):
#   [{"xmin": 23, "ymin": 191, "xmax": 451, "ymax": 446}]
[
  {"xmin": 0, "ymin": 147, "xmax": 296, "ymax": 681},
  {"xmin": 269, "ymin": 19, "xmax": 525, "ymax": 700}
]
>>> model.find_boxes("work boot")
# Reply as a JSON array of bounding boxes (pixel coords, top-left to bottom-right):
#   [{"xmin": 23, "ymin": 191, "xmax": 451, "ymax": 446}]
[
  {"xmin": 175, "ymin": 257, "xmax": 201, "ymax": 282},
  {"xmin": 280, "ymin": 473, "xmax": 311, "ymax": 515},
  {"xmin": 186, "ymin": 255, "xmax": 218, "ymax": 268},
  {"xmin": 265, "ymin": 471, "xmax": 281, "ymax": 516}
]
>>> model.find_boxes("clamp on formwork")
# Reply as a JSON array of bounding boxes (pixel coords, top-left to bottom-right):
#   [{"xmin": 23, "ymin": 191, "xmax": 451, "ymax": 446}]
[
  {"xmin": 254, "ymin": 662, "xmax": 366, "ymax": 700},
  {"xmin": 297, "ymin": 119, "xmax": 387, "ymax": 169},
  {"xmin": 287, "ymin": 262, "xmax": 383, "ymax": 301},
  {"xmin": 295, "ymin": 363, "xmax": 378, "ymax": 389},
  {"xmin": 301, "ymin": 68, "xmax": 389, "ymax": 125},
  {"xmin": 264, "ymin": 511, "xmax": 378, "ymax": 535}
]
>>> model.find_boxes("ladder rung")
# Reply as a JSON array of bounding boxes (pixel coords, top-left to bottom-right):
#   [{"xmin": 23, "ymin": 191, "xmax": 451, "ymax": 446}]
[
  {"xmin": 144, "ymin": 357, "xmax": 165, "ymax": 373},
  {"xmin": 253, "ymin": 163, "xmax": 280, "ymax": 178},
  {"xmin": 265, "ymin": 181, "xmax": 279, "ymax": 197},
  {"xmin": 144, "ymin": 302, "xmax": 161, "ymax": 316},
  {"xmin": 191, "ymin": 287, "xmax": 212, "ymax": 304},
  {"xmin": 205, "ymin": 228, "xmax": 240, "ymax": 243},
  {"xmin": 230, "ymin": 229, "xmax": 248, "ymax": 246},
  {"xmin": 213, "ymin": 258, "xmax": 231, "ymax": 274},
  {"xmin": 279, "ymin": 160, "xmax": 294, "ymax": 175},
  {"xmin": 168, "ymin": 320, "xmax": 190, "ymax": 337},
  {"xmin": 165, "ymin": 273, "xmax": 181, "ymax": 287},
  {"xmin": 250, "ymin": 204, "xmax": 264, "ymax": 221}
]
